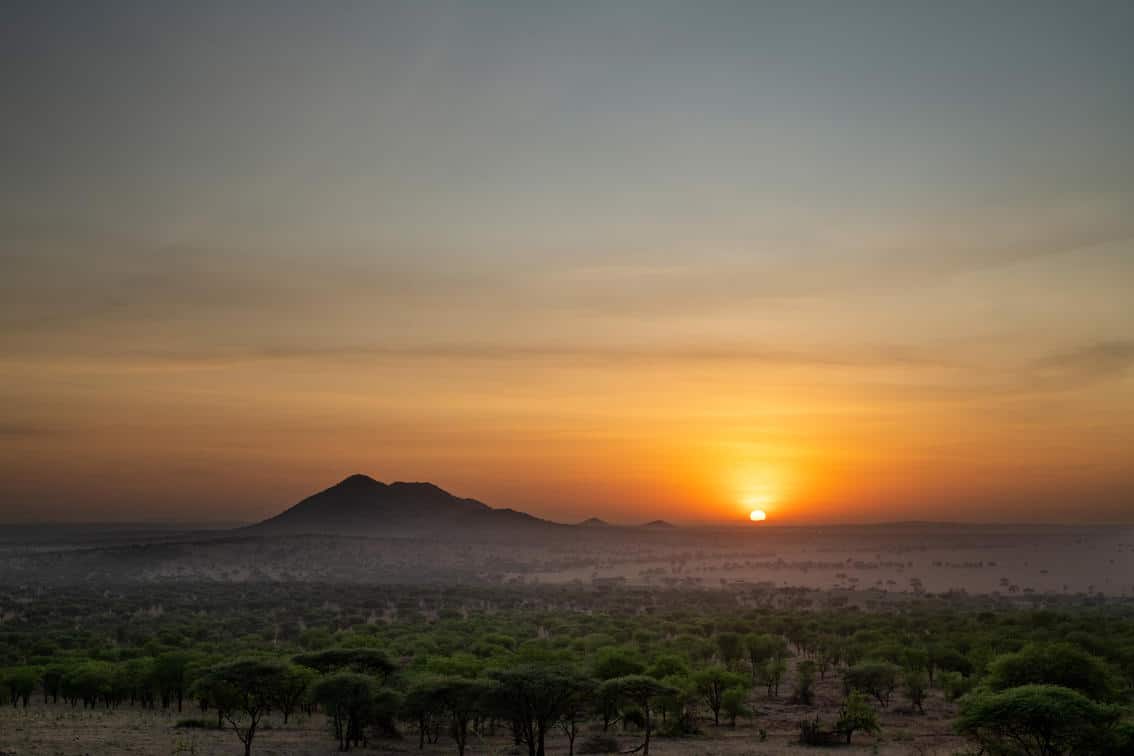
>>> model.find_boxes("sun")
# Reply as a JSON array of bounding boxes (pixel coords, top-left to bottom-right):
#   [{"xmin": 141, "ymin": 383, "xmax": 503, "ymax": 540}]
[{"xmin": 742, "ymin": 493, "xmax": 773, "ymax": 523}]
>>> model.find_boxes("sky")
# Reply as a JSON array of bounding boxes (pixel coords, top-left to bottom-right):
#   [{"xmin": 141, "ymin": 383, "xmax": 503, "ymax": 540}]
[{"xmin": 2, "ymin": 1, "xmax": 1133, "ymax": 525}]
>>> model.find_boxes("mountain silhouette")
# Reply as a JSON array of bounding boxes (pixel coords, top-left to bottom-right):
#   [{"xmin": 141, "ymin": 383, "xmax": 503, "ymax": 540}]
[
  {"xmin": 577, "ymin": 517, "xmax": 611, "ymax": 527},
  {"xmin": 641, "ymin": 519, "xmax": 677, "ymax": 529},
  {"xmin": 250, "ymin": 474, "xmax": 559, "ymax": 538}
]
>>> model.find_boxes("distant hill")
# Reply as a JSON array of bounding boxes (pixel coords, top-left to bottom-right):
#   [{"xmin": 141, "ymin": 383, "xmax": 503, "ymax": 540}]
[
  {"xmin": 577, "ymin": 517, "xmax": 611, "ymax": 527},
  {"xmin": 641, "ymin": 519, "xmax": 677, "ymax": 529},
  {"xmin": 248, "ymin": 474, "xmax": 560, "ymax": 538}
]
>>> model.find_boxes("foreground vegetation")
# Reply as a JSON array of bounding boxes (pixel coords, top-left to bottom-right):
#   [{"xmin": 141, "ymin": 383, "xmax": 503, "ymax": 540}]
[{"xmin": 1, "ymin": 583, "xmax": 1133, "ymax": 754}]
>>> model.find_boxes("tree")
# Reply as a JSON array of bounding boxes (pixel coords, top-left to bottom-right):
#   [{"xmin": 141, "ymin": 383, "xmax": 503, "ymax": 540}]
[
  {"xmin": 721, "ymin": 686, "xmax": 750, "ymax": 728},
  {"xmin": 928, "ymin": 644, "xmax": 972, "ymax": 685},
  {"xmin": 956, "ymin": 684, "xmax": 1121, "ymax": 756},
  {"xmin": 489, "ymin": 665, "xmax": 590, "ymax": 756},
  {"xmin": 310, "ymin": 672, "xmax": 377, "ymax": 751},
  {"xmin": 154, "ymin": 651, "xmax": 196, "ymax": 711},
  {"xmin": 62, "ymin": 660, "xmax": 114, "ymax": 708},
  {"xmin": 403, "ymin": 675, "xmax": 444, "ymax": 750},
  {"xmin": 646, "ymin": 654, "xmax": 688, "ymax": 680},
  {"xmin": 42, "ymin": 664, "xmax": 67, "ymax": 704},
  {"xmin": 836, "ymin": 690, "xmax": 880, "ymax": 745},
  {"xmin": 121, "ymin": 657, "xmax": 157, "ymax": 708},
  {"xmin": 715, "ymin": 632, "xmax": 743, "ymax": 668},
  {"xmin": 293, "ymin": 648, "xmax": 396, "ymax": 682},
  {"xmin": 793, "ymin": 659, "xmax": 817, "ymax": 705},
  {"xmin": 271, "ymin": 663, "xmax": 316, "ymax": 725},
  {"xmin": 598, "ymin": 676, "xmax": 676, "ymax": 756},
  {"xmin": 843, "ymin": 661, "xmax": 900, "ymax": 708},
  {"xmin": 903, "ymin": 667, "xmax": 928, "ymax": 713},
  {"xmin": 193, "ymin": 659, "xmax": 285, "ymax": 756},
  {"xmin": 3, "ymin": 667, "xmax": 39, "ymax": 708},
  {"xmin": 595, "ymin": 677, "xmax": 621, "ymax": 732},
  {"xmin": 558, "ymin": 676, "xmax": 596, "ymax": 756},
  {"xmin": 427, "ymin": 676, "xmax": 494, "ymax": 756},
  {"xmin": 743, "ymin": 633, "xmax": 787, "ymax": 685},
  {"xmin": 984, "ymin": 643, "xmax": 1121, "ymax": 702},
  {"xmin": 692, "ymin": 666, "xmax": 747, "ymax": 726},
  {"xmin": 816, "ymin": 635, "xmax": 843, "ymax": 680},
  {"xmin": 761, "ymin": 657, "xmax": 787, "ymax": 698},
  {"xmin": 656, "ymin": 674, "xmax": 698, "ymax": 735},
  {"xmin": 591, "ymin": 647, "xmax": 645, "ymax": 680}
]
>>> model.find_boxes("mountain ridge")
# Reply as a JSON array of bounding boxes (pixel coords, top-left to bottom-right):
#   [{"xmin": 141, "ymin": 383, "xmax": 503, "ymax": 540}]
[{"xmin": 248, "ymin": 474, "xmax": 561, "ymax": 538}]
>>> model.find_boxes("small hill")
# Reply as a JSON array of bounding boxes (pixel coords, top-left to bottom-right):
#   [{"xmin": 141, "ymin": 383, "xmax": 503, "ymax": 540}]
[
  {"xmin": 577, "ymin": 517, "xmax": 611, "ymax": 527},
  {"xmin": 641, "ymin": 519, "xmax": 677, "ymax": 529},
  {"xmin": 248, "ymin": 474, "xmax": 560, "ymax": 539}
]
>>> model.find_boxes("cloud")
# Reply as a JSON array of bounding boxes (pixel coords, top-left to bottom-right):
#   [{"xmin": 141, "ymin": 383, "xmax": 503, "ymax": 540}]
[
  {"xmin": 1031, "ymin": 341, "xmax": 1134, "ymax": 386},
  {"xmin": 2, "ymin": 340, "xmax": 938, "ymax": 374}
]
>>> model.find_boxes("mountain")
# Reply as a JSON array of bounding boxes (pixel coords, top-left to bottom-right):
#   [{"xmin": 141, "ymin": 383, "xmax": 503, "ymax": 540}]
[
  {"xmin": 249, "ymin": 474, "xmax": 560, "ymax": 538},
  {"xmin": 641, "ymin": 519, "xmax": 677, "ymax": 529}
]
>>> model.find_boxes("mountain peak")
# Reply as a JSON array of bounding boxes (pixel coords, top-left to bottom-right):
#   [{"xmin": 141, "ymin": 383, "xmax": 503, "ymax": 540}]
[
  {"xmin": 249, "ymin": 475, "xmax": 555, "ymax": 538},
  {"xmin": 335, "ymin": 473, "xmax": 383, "ymax": 488}
]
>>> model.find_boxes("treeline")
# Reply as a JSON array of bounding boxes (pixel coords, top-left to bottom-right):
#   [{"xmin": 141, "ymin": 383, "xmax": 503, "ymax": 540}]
[{"xmin": 2, "ymin": 583, "xmax": 1134, "ymax": 754}]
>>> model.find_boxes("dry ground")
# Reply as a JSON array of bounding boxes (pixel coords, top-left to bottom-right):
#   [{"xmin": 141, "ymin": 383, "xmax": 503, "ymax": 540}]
[{"xmin": 0, "ymin": 676, "xmax": 968, "ymax": 756}]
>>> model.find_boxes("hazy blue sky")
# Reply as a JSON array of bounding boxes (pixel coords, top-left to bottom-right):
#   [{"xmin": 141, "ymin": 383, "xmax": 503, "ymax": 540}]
[{"xmin": 2, "ymin": 1, "xmax": 1132, "ymax": 523}]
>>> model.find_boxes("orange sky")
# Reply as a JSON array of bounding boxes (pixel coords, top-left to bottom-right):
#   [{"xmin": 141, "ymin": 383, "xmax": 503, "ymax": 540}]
[{"xmin": 2, "ymin": 3, "xmax": 1133, "ymax": 524}]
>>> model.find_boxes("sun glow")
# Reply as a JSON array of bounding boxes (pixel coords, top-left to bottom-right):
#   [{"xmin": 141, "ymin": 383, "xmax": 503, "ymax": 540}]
[{"xmin": 749, "ymin": 509, "xmax": 767, "ymax": 522}]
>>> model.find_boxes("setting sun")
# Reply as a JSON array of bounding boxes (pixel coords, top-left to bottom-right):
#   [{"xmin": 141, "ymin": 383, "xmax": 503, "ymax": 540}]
[{"xmin": 749, "ymin": 509, "xmax": 767, "ymax": 522}]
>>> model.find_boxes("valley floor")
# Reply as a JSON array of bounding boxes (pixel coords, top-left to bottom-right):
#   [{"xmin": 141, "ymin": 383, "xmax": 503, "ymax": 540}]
[{"xmin": 0, "ymin": 679, "xmax": 968, "ymax": 756}]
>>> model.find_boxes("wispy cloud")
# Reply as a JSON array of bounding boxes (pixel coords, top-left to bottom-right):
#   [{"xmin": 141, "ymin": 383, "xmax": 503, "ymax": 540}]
[{"xmin": 1031, "ymin": 341, "xmax": 1134, "ymax": 387}]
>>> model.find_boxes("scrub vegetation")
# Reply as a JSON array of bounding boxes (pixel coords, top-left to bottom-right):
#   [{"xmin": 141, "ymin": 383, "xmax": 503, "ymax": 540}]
[{"xmin": 2, "ymin": 582, "xmax": 1133, "ymax": 755}]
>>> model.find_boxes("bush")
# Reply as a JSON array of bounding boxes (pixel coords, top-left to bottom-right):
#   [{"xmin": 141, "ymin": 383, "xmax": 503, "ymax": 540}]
[
  {"xmin": 939, "ymin": 670, "xmax": 973, "ymax": 701},
  {"xmin": 174, "ymin": 718, "xmax": 220, "ymax": 729},
  {"xmin": 843, "ymin": 661, "xmax": 900, "ymax": 708}
]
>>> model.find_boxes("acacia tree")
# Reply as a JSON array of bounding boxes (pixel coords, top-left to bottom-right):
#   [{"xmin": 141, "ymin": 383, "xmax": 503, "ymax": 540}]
[
  {"xmin": 310, "ymin": 672, "xmax": 377, "ymax": 751},
  {"xmin": 558, "ymin": 677, "xmax": 595, "ymax": 756},
  {"xmin": 42, "ymin": 664, "xmax": 67, "ymax": 704},
  {"xmin": 194, "ymin": 659, "xmax": 284, "ymax": 756},
  {"xmin": 903, "ymin": 667, "xmax": 928, "ymax": 713},
  {"xmin": 4, "ymin": 667, "xmax": 38, "ymax": 708},
  {"xmin": 721, "ymin": 686, "xmax": 750, "ymax": 728},
  {"xmin": 404, "ymin": 675, "xmax": 444, "ymax": 749},
  {"xmin": 956, "ymin": 684, "xmax": 1121, "ymax": 756},
  {"xmin": 428, "ymin": 676, "xmax": 494, "ymax": 756},
  {"xmin": 271, "ymin": 664, "xmax": 316, "ymax": 724},
  {"xmin": 293, "ymin": 648, "xmax": 396, "ymax": 682},
  {"xmin": 489, "ymin": 665, "xmax": 589, "ymax": 756},
  {"xmin": 984, "ymin": 643, "xmax": 1121, "ymax": 702},
  {"xmin": 843, "ymin": 661, "xmax": 900, "ymax": 708},
  {"xmin": 762, "ymin": 657, "xmax": 788, "ymax": 698},
  {"xmin": 715, "ymin": 632, "xmax": 744, "ymax": 669},
  {"xmin": 692, "ymin": 666, "xmax": 747, "ymax": 726},
  {"xmin": 836, "ymin": 690, "xmax": 880, "ymax": 745},
  {"xmin": 744, "ymin": 633, "xmax": 787, "ymax": 686},
  {"xmin": 154, "ymin": 651, "xmax": 196, "ymax": 711},
  {"xmin": 794, "ymin": 659, "xmax": 817, "ymax": 705},
  {"xmin": 599, "ymin": 675, "xmax": 677, "ymax": 756}
]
